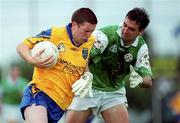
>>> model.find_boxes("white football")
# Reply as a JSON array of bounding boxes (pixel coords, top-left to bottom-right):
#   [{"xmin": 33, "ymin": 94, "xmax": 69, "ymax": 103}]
[{"xmin": 31, "ymin": 41, "xmax": 59, "ymax": 68}]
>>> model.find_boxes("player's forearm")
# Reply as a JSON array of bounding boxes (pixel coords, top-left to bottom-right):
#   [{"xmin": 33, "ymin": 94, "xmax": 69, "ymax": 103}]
[
  {"xmin": 141, "ymin": 76, "xmax": 152, "ymax": 88},
  {"xmin": 16, "ymin": 43, "xmax": 33, "ymax": 64},
  {"xmin": 84, "ymin": 61, "xmax": 90, "ymax": 72}
]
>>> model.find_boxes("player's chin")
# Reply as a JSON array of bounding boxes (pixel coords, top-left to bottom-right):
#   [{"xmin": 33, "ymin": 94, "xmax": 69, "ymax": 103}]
[
  {"xmin": 78, "ymin": 39, "xmax": 88, "ymax": 44},
  {"xmin": 122, "ymin": 36, "xmax": 130, "ymax": 42},
  {"xmin": 82, "ymin": 38, "xmax": 88, "ymax": 43}
]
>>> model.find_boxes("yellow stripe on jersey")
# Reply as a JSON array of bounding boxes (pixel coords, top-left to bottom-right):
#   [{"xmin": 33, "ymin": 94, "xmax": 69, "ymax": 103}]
[{"xmin": 24, "ymin": 26, "xmax": 95, "ymax": 109}]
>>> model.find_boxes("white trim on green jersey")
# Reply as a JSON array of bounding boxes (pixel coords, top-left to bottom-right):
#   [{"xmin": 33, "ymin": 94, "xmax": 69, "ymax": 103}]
[{"xmin": 135, "ymin": 44, "xmax": 151, "ymax": 70}]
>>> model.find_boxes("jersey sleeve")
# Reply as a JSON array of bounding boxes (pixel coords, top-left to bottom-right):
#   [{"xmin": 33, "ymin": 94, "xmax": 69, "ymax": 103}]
[
  {"xmin": 90, "ymin": 30, "xmax": 108, "ymax": 57},
  {"xmin": 135, "ymin": 44, "xmax": 153, "ymax": 77},
  {"xmin": 23, "ymin": 28, "xmax": 52, "ymax": 49}
]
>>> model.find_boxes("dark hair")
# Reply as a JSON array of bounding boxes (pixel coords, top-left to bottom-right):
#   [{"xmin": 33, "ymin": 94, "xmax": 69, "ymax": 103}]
[
  {"xmin": 10, "ymin": 63, "xmax": 20, "ymax": 68},
  {"xmin": 126, "ymin": 7, "xmax": 150, "ymax": 31},
  {"xmin": 71, "ymin": 8, "xmax": 98, "ymax": 25}
]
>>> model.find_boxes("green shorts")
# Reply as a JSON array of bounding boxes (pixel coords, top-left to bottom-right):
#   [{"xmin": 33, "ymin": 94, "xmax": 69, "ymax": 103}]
[{"xmin": 68, "ymin": 87, "xmax": 128, "ymax": 116}]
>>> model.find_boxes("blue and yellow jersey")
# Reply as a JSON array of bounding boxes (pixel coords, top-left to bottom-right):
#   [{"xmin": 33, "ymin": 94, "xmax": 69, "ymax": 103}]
[{"xmin": 23, "ymin": 23, "xmax": 95, "ymax": 109}]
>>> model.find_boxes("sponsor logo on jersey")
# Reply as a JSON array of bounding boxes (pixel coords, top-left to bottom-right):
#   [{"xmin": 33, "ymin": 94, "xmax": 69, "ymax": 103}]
[
  {"xmin": 138, "ymin": 51, "xmax": 150, "ymax": 69},
  {"xmin": 109, "ymin": 44, "xmax": 117, "ymax": 53},
  {"xmin": 57, "ymin": 43, "xmax": 65, "ymax": 52},
  {"xmin": 82, "ymin": 48, "xmax": 88, "ymax": 59},
  {"xmin": 58, "ymin": 58, "xmax": 84, "ymax": 75},
  {"xmin": 124, "ymin": 53, "xmax": 133, "ymax": 62}
]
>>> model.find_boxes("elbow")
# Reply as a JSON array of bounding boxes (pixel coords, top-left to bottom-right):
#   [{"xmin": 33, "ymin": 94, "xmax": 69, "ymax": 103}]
[
  {"xmin": 147, "ymin": 79, "xmax": 153, "ymax": 87},
  {"xmin": 16, "ymin": 43, "xmax": 21, "ymax": 53},
  {"xmin": 141, "ymin": 76, "xmax": 153, "ymax": 88}
]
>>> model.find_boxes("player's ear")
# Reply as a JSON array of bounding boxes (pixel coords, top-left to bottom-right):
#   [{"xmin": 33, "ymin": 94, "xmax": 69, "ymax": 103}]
[
  {"xmin": 139, "ymin": 29, "xmax": 144, "ymax": 36},
  {"xmin": 72, "ymin": 21, "xmax": 78, "ymax": 28},
  {"xmin": 71, "ymin": 21, "xmax": 79, "ymax": 32}
]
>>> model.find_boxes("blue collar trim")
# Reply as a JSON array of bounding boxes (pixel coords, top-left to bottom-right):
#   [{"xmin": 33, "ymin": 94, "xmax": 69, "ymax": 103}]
[{"xmin": 66, "ymin": 23, "xmax": 81, "ymax": 47}]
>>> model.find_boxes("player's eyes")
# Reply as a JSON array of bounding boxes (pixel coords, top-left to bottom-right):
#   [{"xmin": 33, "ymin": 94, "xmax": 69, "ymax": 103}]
[
  {"xmin": 129, "ymin": 28, "xmax": 135, "ymax": 31},
  {"xmin": 123, "ymin": 23, "xmax": 127, "ymax": 27}
]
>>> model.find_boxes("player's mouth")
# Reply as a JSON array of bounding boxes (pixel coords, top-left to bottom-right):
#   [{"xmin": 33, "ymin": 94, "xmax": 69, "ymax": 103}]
[
  {"xmin": 83, "ymin": 38, "xmax": 88, "ymax": 42},
  {"xmin": 122, "ymin": 33, "xmax": 129, "ymax": 38}
]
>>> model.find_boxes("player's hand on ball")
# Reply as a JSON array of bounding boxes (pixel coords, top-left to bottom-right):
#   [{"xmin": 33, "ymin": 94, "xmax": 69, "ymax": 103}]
[
  {"xmin": 72, "ymin": 72, "xmax": 93, "ymax": 98},
  {"xmin": 30, "ymin": 41, "xmax": 59, "ymax": 69},
  {"xmin": 129, "ymin": 65, "xmax": 143, "ymax": 88},
  {"xmin": 31, "ymin": 49, "xmax": 55, "ymax": 68}
]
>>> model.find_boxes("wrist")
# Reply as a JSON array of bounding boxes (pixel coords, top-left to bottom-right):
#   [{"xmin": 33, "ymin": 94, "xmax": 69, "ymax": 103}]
[
  {"xmin": 84, "ymin": 72, "xmax": 93, "ymax": 80},
  {"xmin": 84, "ymin": 71, "xmax": 93, "ymax": 76}
]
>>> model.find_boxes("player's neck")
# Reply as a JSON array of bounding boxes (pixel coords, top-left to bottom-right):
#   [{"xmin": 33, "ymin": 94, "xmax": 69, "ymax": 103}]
[
  {"xmin": 123, "ymin": 40, "xmax": 134, "ymax": 46},
  {"xmin": 74, "ymin": 40, "xmax": 82, "ymax": 46}
]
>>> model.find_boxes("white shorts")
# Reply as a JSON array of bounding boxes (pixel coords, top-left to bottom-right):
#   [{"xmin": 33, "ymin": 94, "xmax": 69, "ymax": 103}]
[{"xmin": 68, "ymin": 87, "xmax": 128, "ymax": 116}]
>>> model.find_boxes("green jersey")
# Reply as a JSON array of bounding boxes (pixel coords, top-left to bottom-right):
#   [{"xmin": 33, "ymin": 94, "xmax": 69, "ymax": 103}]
[
  {"xmin": 90, "ymin": 25, "xmax": 153, "ymax": 91},
  {"xmin": 2, "ymin": 76, "xmax": 27, "ymax": 104}
]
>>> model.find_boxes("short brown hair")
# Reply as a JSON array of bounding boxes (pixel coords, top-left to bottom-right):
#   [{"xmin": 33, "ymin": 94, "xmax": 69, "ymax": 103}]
[{"xmin": 71, "ymin": 8, "xmax": 98, "ymax": 25}]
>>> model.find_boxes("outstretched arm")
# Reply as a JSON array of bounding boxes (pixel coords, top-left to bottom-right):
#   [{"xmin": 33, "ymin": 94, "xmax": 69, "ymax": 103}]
[
  {"xmin": 129, "ymin": 65, "xmax": 152, "ymax": 88},
  {"xmin": 141, "ymin": 76, "xmax": 152, "ymax": 88},
  {"xmin": 129, "ymin": 44, "xmax": 153, "ymax": 88}
]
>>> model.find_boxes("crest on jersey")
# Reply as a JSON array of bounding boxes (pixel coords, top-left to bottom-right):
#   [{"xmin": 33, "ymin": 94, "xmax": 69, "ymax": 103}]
[
  {"xmin": 109, "ymin": 44, "xmax": 117, "ymax": 53},
  {"xmin": 124, "ymin": 53, "xmax": 133, "ymax": 62},
  {"xmin": 57, "ymin": 43, "xmax": 65, "ymax": 52},
  {"xmin": 82, "ymin": 48, "xmax": 88, "ymax": 59}
]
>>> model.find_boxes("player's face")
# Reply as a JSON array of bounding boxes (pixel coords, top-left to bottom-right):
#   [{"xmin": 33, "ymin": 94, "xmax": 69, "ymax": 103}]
[
  {"xmin": 72, "ymin": 22, "xmax": 96, "ymax": 44},
  {"xmin": 11, "ymin": 66, "xmax": 20, "ymax": 79},
  {"xmin": 121, "ymin": 17, "xmax": 144, "ymax": 45}
]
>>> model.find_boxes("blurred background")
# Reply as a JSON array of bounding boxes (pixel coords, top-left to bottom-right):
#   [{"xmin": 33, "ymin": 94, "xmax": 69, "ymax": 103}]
[{"xmin": 0, "ymin": 0, "xmax": 180, "ymax": 123}]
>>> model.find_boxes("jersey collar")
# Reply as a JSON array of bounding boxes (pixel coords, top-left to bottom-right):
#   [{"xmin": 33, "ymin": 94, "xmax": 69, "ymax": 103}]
[{"xmin": 66, "ymin": 23, "xmax": 81, "ymax": 47}]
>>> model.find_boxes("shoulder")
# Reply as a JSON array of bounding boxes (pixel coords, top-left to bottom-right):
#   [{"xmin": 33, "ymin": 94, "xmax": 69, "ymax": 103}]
[
  {"xmin": 138, "ymin": 36, "xmax": 147, "ymax": 46},
  {"xmin": 99, "ymin": 25, "xmax": 120, "ymax": 42},
  {"xmin": 50, "ymin": 26, "xmax": 67, "ymax": 40},
  {"xmin": 133, "ymin": 36, "xmax": 149, "ymax": 53},
  {"xmin": 100, "ymin": 25, "xmax": 119, "ymax": 33},
  {"xmin": 51, "ymin": 26, "xmax": 66, "ymax": 34},
  {"xmin": 138, "ymin": 36, "xmax": 149, "ymax": 50}
]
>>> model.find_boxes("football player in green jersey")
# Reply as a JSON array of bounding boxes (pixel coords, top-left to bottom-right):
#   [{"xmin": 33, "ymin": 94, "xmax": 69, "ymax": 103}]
[{"xmin": 67, "ymin": 7, "xmax": 153, "ymax": 123}]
